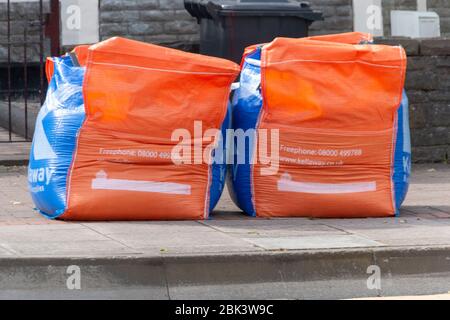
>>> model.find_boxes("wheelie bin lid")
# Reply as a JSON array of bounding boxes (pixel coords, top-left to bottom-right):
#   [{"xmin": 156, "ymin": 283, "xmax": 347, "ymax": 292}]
[{"xmin": 184, "ymin": 0, "xmax": 323, "ymax": 21}]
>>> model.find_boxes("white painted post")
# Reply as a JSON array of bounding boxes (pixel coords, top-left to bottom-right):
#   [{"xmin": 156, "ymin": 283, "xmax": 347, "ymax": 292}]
[
  {"xmin": 60, "ymin": 0, "xmax": 99, "ymax": 46},
  {"xmin": 353, "ymin": 0, "xmax": 384, "ymax": 37},
  {"xmin": 417, "ymin": 0, "xmax": 427, "ymax": 12}
]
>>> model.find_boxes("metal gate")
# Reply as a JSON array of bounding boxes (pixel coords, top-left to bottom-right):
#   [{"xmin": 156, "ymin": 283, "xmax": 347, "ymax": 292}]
[{"xmin": 0, "ymin": 0, "xmax": 59, "ymax": 143}]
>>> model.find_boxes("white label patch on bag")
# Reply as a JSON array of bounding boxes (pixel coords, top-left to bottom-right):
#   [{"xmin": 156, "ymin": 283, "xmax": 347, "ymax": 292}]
[
  {"xmin": 277, "ymin": 173, "xmax": 377, "ymax": 194},
  {"xmin": 91, "ymin": 170, "xmax": 191, "ymax": 195}
]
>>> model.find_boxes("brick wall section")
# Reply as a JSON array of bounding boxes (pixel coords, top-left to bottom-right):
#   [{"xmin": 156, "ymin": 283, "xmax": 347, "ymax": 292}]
[
  {"xmin": 306, "ymin": 0, "xmax": 353, "ymax": 36},
  {"xmin": 377, "ymin": 38, "xmax": 450, "ymax": 163},
  {"xmin": 306, "ymin": 0, "xmax": 450, "ymax": 37},
  {"xmin": 99, "ymin": 0, "xmax": 199, "ymax": 50},
  {"xmin": 97, "ymin": 0, "xmax": 450, "ymax": 42},
  {"xmin": 99, "ymin": 0, "xmax": 354, "ymax": 43},
  {"xmin": 1, "ymin": 0, "xmax": 450, "ymax": 61},
  {"xmin": 97, "ymin": 0, "xmax": 448, "ymax": 46},
  {"xmin": 382, "ymin": 0, "xmax": 450, "ymax": 37},
  {"xmin": 0, "ymin": 1, "xmax": 50, "ymax": 63},
  {"xmin": 0, "ymin": 1, "xmax": 449, "ymax": 163}
]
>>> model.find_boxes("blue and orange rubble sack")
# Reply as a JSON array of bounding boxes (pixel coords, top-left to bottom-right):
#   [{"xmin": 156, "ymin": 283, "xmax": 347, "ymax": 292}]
[
  {"xmin": 229, "ymin": 32, "xmax": 411, "ymax": 218},
  {"xmin": 29, "ymin": 37, "xmax": 239, "ymax": 220}
]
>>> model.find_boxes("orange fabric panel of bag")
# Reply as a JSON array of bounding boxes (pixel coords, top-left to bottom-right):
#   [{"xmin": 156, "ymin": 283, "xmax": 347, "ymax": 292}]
[
  {"xmin": 62, "ymin": 37, "xmax": 239, "ymax": 220},
  {"xmin": 45, "ymin": 45, "xmax": 90, "ymax": 83},
  {"xmin": 241, "ymin": 32, "xmax": 373, "ymax": 66},
  {"xmin": 45, "ymin": 57, "xmax": 54, "ymax": 83},
  {"xmin": 253, "ymin": 37, "xmax": 406, "ymax": 217},
  {"xmin": 72, "ymin": 44, "xmax": 90, "ymax": 66},
  {"xmin": 306, "ymin": 32, "xmax": 374, "ymax": 44}
]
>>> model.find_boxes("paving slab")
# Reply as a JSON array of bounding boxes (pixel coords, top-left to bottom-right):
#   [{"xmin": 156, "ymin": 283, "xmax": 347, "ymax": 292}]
[
  {"xmin": 106, "ymin": 229, "xmax": 259, "ymax": 252},
  {"xmin": 0, "ymin": 164, "xmax": 449, "ymax": 256},
  {"xmin": 243, "ymin": 235, "xmax": 383, "ymax": 250},
  {"xmin": 0, "ymin": 128, "xmax": 30, "ymax": 166},
  {"xmin": 200, "ymin": 219, "xmax": 346, "ymax": 240},
  {"xmin": 0, "ymin": 240, "xmax": 139, "ymax": 257},
  {"xmin": 0, "ymin": 225, "xmax": 109, "ymax": 242},
  {"xmin": 0, "ymin": 245, "xmax": 15, "ymax": 257},
  {"xmin": 84, "ymin": 221, "xmax": 213, "ymax": 235},
  {"xmin": 322, "ymin": 217, "xmax": 450, "ymax": 246},
  {"xmin": 0, "ymin": 164, "xmax": 448, "ymax": 299}
]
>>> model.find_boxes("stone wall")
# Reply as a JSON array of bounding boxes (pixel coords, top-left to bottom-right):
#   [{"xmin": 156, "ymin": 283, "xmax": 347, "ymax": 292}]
[
  {"xmin": 306, "ymin": 0, "xmax": 353, "ymax": 36},
  {"xmin": 97, "ymin": 0, "xmax": 355, "ymax": 44},
  {"xmin": 98, "ymin": 0, "xmax": 450, "ymax": 46},
  {"xmin": 1, "ymin": 0, "xmax": 450, "ymax": 60},
  {"xmin": 377, "ymin": 38, "xmax": 450, "ymax": 163},
  {"xmin": 382, "ymin": 0, "xmax": 450, "ymax": 36},
  {"xmin": 91, "ymin": 1, "xmax": 450, "ymax": 163},
  {"xmin": 0, "ymin": 1, "xmax": 449, "ymax": 163},
  {"xmin": 99, "ymin": 0, "xmax": 199, "ymax": 51},
  {"xmin": 0, "ymin": 0, "xmax": 50, "ymax": 63},
  {"xmin": 306, "ymin": 0, "xmax": 450, "ymax": 37}
]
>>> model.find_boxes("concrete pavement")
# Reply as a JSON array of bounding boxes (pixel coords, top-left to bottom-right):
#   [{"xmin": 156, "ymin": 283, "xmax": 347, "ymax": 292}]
[
  {"xmin": 0, "ymin": 164, "xmax": 449, "ymax": 299},
  {"xmin": 0, "ymin": 101, "xmax": 39, "ymax": 140},
  {"xmin": 353, "ymin": 293, "xmax": 450, "ymax": 300},
  {"xmin": 0, "ymin": 128, "xmax": 30, "ymax": 166}
]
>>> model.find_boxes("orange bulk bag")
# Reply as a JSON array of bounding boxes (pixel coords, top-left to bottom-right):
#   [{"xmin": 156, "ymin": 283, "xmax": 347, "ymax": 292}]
[
  {"xmin": 29, "ymin": 37, "xmax": 239, "ymax": 220},
  {"xmin": 229, "ymin": 33, "xmax": 409, "ymax": 218}
]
